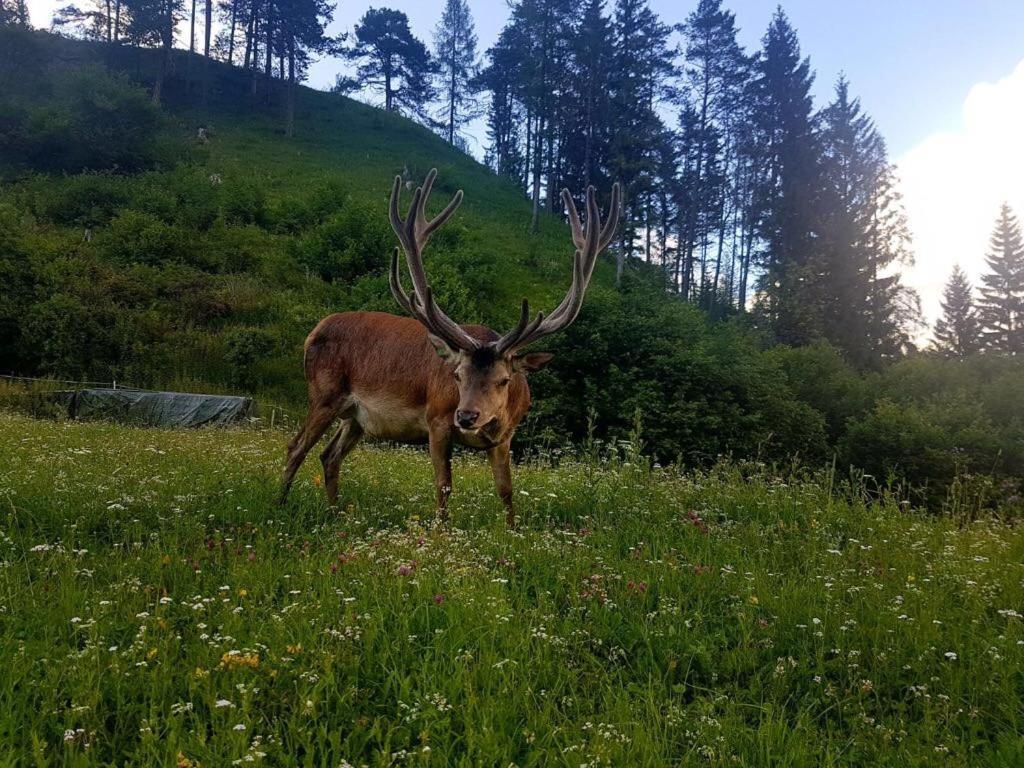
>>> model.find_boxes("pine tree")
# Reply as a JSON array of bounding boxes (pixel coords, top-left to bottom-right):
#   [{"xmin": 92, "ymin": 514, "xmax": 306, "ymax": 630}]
[
  {"xmin": 749, "ymin": 8, "xmax": 821, "ymax": 344},
  {"xmin": 433, "ymin": 0, "xmax": 480, "ymax": 146},
  {"xmin": 52, "ymin": 0, "xmax": 121, "ymax": 40},
  {"xmin": 978, "ymin": 204, "xmax": 1024, "ymax": 355},
  {"xmin": 560, "ymin": 0, "xmax": 613, "ymax": 193},
  {"xmin": 933, "ymin": 265, "xmax": 980, "ymax": 359},
  {"xmin": 121, "ymin": 0, "xmax": 184, "ymax": 103},
  {"xmin": 339, "ymin": 8, "xmax": 436, "ymax": 124}
]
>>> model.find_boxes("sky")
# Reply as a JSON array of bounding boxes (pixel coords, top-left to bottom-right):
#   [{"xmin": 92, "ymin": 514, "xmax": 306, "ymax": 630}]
[{"xmin": 22, "ymin": 0, "xmax": 1024, "ymax": 328}]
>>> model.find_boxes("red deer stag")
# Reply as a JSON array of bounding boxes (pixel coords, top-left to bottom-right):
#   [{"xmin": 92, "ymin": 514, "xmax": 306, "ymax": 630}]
[{"xmin": 280, "ymin": 169, "xmax": 620, "ymax": 525}]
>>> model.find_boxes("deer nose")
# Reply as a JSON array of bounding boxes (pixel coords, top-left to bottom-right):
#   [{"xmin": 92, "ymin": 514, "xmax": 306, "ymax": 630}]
[{"xmin": 455, "ymin": 410, "xmax": 479, "ymax": 429}]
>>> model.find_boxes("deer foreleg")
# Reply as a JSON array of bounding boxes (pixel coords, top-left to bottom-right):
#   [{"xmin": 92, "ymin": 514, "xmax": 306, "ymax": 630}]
[
  {"xmin": 428, "ymin": 426, "xmax": 453, "ymax": 522},
  {"xmin": 487, "ymin": 441, "xmax": 515, "ymax": 528}
]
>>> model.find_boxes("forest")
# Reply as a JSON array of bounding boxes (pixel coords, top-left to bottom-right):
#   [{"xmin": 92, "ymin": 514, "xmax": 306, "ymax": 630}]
[{"xmin": 1, "ymin": 0, "xmax": 1023, "ymax": 517}]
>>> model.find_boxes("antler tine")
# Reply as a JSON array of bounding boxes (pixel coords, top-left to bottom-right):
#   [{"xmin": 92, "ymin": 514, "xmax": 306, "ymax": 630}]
[
  {"xmin": 561, "ymin": 188, "xmax": 585, "ymax": 250},
  {"xmin": 389, "ymin": 247, "xmax": 416, "ymax": 316},
  {"xmin": 494, "ymin": 299, "xmax": 546, "ymax": 355}
]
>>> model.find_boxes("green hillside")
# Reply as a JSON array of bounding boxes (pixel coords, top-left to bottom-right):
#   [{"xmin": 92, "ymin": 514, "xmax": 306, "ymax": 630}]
[
  {"xmin": 2, "ymin": 27, "xmax": 1024, "ymax": 513},
  {"xmin": 1, "ymin": 27, "xmax": 591, "ymax": 398}
]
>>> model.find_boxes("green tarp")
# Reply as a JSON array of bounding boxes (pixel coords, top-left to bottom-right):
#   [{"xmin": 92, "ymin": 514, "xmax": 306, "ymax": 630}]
[{"xmin": 57, "ymin": 388, "xmax": 255, "ymax": 427}]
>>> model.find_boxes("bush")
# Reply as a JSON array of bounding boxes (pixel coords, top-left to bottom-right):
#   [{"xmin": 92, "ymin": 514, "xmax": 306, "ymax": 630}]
[
  {"xmin": 294, "ymin": 200, "xmax": 390, "ymax": 283},
  {"xmin": 2, "ymin": 66, "xmax": 165, "ymax": 175},
  {"xmin": 95, "ymin": 211, "xmax": 191, "ymax": 267},
  {"xmin": 0, "ymin": 203, "xmax": 43, "ymax": 372},
  {"xmin": 530, "ymin": 281, "xmax": 828, "ymax": 466},
  {"xmin": 225, "ymin": 327, "xmax": 277, "ymax": 389},
  {"xmin": 222, "ymin": 179, "xmax": 268, "ymax": 227},
  {"xmin": 26, "ymin": 173, "xmax": 130, "ymax": 229},
  {"xmin": 840, "ymin": 396, "xmax": 1007, "ymax": 507}
]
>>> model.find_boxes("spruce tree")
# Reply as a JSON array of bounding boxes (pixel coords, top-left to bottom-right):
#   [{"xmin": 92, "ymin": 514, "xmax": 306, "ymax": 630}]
[
  {"xmin": 433, "ymin": 0, "xmax": 481, "ymax": 146},
  {"xmin": 978, "ymin": 204, "xmax": 1024, "ymax": 355},
  {"xmin": 817, "ymin": 76, "xmax": 914, "ymax": 366},
  {"xmin": 933, "ymin": 265, "xmax": 980, "ymax": 359},
  {"xmin": 339, "ymin": 8, "xmax": 436, "ymax": 125},
  {"xmin": 561, "ymin": 0, "xmax": 613, "ymax": 193},
  {"xmin": 277, "ymin": 0, "xmax": 333, "ymax": 136}
]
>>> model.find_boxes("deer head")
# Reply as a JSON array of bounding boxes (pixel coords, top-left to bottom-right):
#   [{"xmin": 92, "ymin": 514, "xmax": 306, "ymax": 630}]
[{"xmin": 389, "ymin": 169, "xmax": 620, "ymax": 433}]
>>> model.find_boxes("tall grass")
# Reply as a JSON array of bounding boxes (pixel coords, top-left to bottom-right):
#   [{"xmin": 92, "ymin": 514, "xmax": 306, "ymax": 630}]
[{"xmin": 1, "ymin": 411, "xmax": 1022, "ymax": 766}]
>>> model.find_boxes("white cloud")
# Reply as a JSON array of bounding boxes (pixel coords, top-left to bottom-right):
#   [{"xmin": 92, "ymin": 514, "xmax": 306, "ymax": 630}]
[{"xmin": 897, "ymin": 58, "xmax": 1024, "ymax": 329}]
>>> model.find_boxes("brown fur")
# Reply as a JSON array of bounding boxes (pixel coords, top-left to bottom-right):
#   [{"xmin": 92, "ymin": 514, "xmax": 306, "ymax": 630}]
[{"xmin": 279, "ymin": 311, "xmax": 543, "ymax": 525}]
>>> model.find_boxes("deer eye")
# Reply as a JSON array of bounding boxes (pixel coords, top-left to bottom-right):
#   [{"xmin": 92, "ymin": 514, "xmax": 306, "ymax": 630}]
[
  {"xmin": 497, "ymin": 378, "xmax": 511, "ymax": 387},
  {"xmin": 453, "ymin": 372, "xmax": 462, "ymax": 383}
]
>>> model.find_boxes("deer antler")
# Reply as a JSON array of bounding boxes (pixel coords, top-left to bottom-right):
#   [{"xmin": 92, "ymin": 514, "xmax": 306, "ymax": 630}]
[
  {"xmin": 389, "ymin": 170, "xmax": 620, "ymax": 357},
  {"xmin": 493, "ymin": 182, "xmax": 621, "ymax": 354},
  {"xmin": 388, "ymin": 169, "xmax": 480, "ymax": 352}
]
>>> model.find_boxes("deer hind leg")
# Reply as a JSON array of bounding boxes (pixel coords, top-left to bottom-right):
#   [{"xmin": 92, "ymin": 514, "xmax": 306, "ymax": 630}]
[
  {"xmin": 279, "ymin": 403, "xmax": 341, "ymax": 504},
  {"xmin": 320, "ymin": 418, "xmax": 363, "ymax": 505}
]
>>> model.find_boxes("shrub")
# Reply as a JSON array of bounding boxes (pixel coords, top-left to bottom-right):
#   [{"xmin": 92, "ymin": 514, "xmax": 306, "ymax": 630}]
[
  {"xmin": 840, "ymin": 397, "xmax": 1006, "ymax": 508},
  {"xmin": 26, "ymin": 173, "xmax": 130, "ymax": 229},
  {"xmin": 95, "ymin": 211, "xmax": 191, "ymax": 267},
  {"xmin": 222, "ymin": 179, "xmax": 268, "ymax": 227},
  {"xmin": 0, "ymin": 203, "xmax": 42, "ymax": 372},
  {"xmin": 225, "ymin": 327, "xmax": 277, "ymax": 389},
  {"xmin": 294, "ymin": 200, "xmax": 390, "ymax": 283},
  {"xmin": 3, "ymin": 66, "xmax": 165, "ymax": 175}
]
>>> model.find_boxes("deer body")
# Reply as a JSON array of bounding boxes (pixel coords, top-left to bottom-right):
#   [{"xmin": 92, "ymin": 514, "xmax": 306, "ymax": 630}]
[
  {"xmin": 281, "ymin": 170, "xmax": 619, "ymax": 526},
  {"xmin": 301, "ymin": 310, "xmax": 532, "ymax": 447}
]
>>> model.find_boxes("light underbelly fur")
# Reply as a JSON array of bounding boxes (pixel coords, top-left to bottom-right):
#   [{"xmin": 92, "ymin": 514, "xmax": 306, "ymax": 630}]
[{"xmin": 351, "ymin": 392, "xmax": 429, "ymax": 441}]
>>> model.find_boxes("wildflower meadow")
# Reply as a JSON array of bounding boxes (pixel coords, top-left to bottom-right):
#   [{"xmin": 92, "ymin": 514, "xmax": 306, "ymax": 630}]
[{"xmin": 1, "ymin": 411, "xmax": 1022, "ymax": 766}]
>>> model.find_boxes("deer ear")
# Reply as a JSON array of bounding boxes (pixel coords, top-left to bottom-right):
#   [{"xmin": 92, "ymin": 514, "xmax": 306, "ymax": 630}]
[
  {"xmin": 513, "ymin": 352, "xmax": 554, "ymax": 373},
  {"xmin": 427, "ymin": 332, "xmax": 459, "ymax": 361}
]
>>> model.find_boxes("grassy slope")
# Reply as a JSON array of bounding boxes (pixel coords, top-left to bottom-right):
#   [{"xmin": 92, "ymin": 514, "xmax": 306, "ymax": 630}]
[
  {"xmin": 18, "ymin": 32, "xmax": 613, "ymax": 358},
  {"xmin": 1, "ymin": 412, "xmax": 1022, "ymax": 766}
]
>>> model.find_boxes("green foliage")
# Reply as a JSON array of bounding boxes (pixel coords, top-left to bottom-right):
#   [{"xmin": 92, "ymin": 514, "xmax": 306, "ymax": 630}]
[
  {"xmin": 0, "ymin": 203, "xmax": 42, "ymax": 370},
  {"xmin": 293, "ymin": 198, "xmax": 390, "ymax": 283},
  {"xmin": 1, "ymin": 65, "xmax": 169, "ymax": 175},
  {"xmin": 533, "ymin": 281, "xmax": 828, "ymax": 465},
  {"xmin": 224, "ymin": 327, "xmax": 277, "ymax": 389}
]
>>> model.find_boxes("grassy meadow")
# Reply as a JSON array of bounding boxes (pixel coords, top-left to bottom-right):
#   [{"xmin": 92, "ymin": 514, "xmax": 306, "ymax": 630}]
[{"xmin": 1, "ymin": 410, "xmax": 1022, "ymax": 766}]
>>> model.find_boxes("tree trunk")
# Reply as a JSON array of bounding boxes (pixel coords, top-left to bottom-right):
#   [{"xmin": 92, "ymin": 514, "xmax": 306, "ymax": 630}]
[
  {"xmin": 202, "ymin": 0, "xmax": 212, "ymax": 103},
  {"xmin": 104, "ymin": 0, "xmax": 112, "ymax": 41},
  {"xmin": 285, "ymin": 38, "xmax": 295, "ymax": 138},
  {"xmin": 530, "ymin": 115, "xmax": 542, "ymax": 233},
  {"xmin": 227, "ymin": 0, "xmax": 237, "ymax": 64},
  {"xmin": 264, "ymin": 1, "xmax": 272, "ymax": 106},
  {"xmin": 113, "ymin": 0, "xmax": 120, "ymax": 41},
  {"xmin": 250, "ymin": 9, "xmax": 260, "ymax": 95}
]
